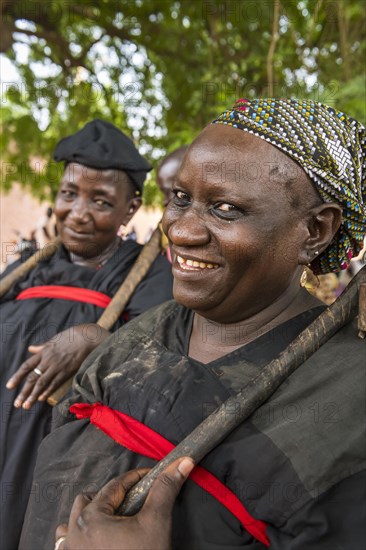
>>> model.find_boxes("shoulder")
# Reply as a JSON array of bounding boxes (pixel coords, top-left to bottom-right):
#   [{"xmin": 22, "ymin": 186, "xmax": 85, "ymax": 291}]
[
  {"xmin": 142, "ymin": 251, "xmax": 173, "ymax": 285},
  {"xmin": 148, "ymin": 252, "xmax": 173, "ymax": 276},
  {"xmin": 0, "ymin": 259, "xmax": 22, "ymax": 279},
  {"xmin": 253, "ymin": 319, "xmax": 365, "ymax": 497}
]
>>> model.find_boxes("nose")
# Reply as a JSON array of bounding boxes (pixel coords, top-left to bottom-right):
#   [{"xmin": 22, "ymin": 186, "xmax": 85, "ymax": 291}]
[
  {"xmin": 164, "ymin": 208, "xmax": 210, "ymax": 247},
  {"xmin": 68, "ymin": 198, "xmax": 91, "ymax": 223}
]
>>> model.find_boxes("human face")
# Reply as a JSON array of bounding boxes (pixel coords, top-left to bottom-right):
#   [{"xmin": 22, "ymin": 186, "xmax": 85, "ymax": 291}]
[
  {"xmin": 157, "ymin": 157, "xmax": 182, "ymax": 207},
  {"xmin": 162, "ymin": 125, "xmax": 312, "ymax": 324},
  {"xmin": 54, "ymin": 163, "xmax": 140, "ymax": 258}
]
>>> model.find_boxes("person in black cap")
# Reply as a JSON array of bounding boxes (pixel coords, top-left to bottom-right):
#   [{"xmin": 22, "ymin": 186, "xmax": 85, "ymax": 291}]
[{"xmin": 0, "ymin": 119, "xmax": 173, "ymax": 550}]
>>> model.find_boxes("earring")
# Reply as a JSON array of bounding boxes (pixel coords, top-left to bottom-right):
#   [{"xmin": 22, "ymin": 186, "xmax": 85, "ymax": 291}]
[{"xmin": 300, "ymin": 268, "xmax": 308, "ymax": 287}]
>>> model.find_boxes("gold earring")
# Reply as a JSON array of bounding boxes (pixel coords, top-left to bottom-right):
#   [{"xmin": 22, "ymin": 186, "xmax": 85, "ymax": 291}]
[{"xmin": 300, "ymin": 268, "xmax": 308, "ymax": 287}]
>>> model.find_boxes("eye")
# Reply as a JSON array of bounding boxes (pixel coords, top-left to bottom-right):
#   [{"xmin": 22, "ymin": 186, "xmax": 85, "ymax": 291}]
[
  {"xmin": 94, "ymin": 199, "xmax": 112, "ymax": 207},
  {"xmin": 59, "ymin": 189, "xmax": 75, "ymax": 200},
  {"xmin": 212, "ymin": 202, "xmax": 243, "ymax": 220},
  {"xmin": 216, "ymin": 203, "xmax": 236, "ymax": 212},
  {"xmin": 172, "ymin": 189, "xmax": 191, "ymax": 206}
]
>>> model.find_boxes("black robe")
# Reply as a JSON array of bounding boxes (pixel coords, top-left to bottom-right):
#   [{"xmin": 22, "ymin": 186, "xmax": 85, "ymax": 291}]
[
  {"xmin": 20, "ymin": 300, "xmax": 365, "ymax": 549},
  {"xmin": 0, "ymin": 241, "xmax": 173, "ymax": 550}
]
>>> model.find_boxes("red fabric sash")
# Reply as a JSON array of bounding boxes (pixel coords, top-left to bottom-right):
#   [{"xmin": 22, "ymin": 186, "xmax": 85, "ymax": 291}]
[
  {"xmin": 70, "ymin": 402, "xmax": 269, "ymax": 546},
  {"xmin": 16, "ymin": 286, "xmax": 111, "ymax": 309}
]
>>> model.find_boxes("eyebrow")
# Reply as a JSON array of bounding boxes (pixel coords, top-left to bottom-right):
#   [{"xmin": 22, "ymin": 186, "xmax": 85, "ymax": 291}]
[{"xmin": 60, "ymin": 181, "xmax": 117, "ymax": 198}]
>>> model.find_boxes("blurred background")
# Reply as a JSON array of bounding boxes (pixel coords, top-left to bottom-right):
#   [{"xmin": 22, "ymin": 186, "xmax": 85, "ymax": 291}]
[{"xmin": 1, "ymin": 0, "xmax": 365, "ymax": 275}]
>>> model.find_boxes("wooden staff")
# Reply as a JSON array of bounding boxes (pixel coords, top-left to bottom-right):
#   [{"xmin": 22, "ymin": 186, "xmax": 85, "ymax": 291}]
[
  {"xmin": 119, "ymin": 264, "xmax": 366, "ymax": 516},
  {"xmin": 0, "ymin": 238, "xmax": 61, "ymax": 299},
  {"xmin": 358, "ymin": 283, "xmax": 366, "ymax": 338},
  {"xmin": 47, "ymin": 226, "xmax": 163, "ymax": 405},
  {"xmin": 97, "ymin": 226, "xmax": 162, "ymax": 330}
]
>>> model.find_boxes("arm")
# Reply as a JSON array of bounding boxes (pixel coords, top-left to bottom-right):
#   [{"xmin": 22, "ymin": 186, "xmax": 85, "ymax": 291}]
[{"xmin": 55, "ymin": 457, "xmax": 194, "ymax": 550}]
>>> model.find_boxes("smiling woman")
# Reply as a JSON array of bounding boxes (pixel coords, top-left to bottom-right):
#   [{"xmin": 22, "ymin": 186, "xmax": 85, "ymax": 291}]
[
  {"xmin": 55, "ymin": 163, "xmax": 139, "ymax": 261},
  {"xmin": 20, "ymin": 100, "xmax": 365, "ymax": 550},
  {"xmin": 1, "ymin": 119, "xmax": 174, "ymax": 550},
  {"xmin": 163, "ymin": 127, "xmax": 328, "ymax": 329}
]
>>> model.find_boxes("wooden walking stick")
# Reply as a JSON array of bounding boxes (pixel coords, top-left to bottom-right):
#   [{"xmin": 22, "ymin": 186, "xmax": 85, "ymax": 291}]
[
  {"xmin": 119, "ymin": 264, "xmax": 366, "ymax": 516},
  {"xmin": 358, "ymin": 283, "xmax": 366, "ymax": 338},
  {"xmin": 0, "ymin": 238, "xmax": 61, "ymax": 299},
  {"xmin": 97, "ymin": 226, "xmax": 162, "ymax": 330},
  {"xmin": 47, "ymin": 226, "xmax": 163, "ymax": 405}
]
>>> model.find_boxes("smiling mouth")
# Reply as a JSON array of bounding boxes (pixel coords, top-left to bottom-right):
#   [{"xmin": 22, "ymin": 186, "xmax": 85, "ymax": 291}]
[
  {"xmin": 65, "ymin": 226, "xmax": 92, "ymax": 236},
  {"xmin": 176, "ymin": 255, "xmax": 219, "ymax": 271}
]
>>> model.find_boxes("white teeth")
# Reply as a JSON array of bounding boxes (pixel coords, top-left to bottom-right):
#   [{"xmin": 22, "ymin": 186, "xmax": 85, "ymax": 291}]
[{"xmin": 176, "ymin": 255, "xmax": 218, "ymax": 270}]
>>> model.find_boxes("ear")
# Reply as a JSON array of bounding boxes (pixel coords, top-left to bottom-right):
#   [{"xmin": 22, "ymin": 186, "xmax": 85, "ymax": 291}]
[
  {"xmin": 298, "ymin": 203, "xmax": 342, "ymax": 265},
  {"xmin": 122, "ymin": 197, "xmax": 142, "ymax": 226}
]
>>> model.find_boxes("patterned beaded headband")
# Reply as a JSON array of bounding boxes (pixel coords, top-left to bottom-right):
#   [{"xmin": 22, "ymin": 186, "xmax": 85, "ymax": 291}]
[{"xmin": 212, "ymin": 98, "xmax": 366, "ymax": 274}]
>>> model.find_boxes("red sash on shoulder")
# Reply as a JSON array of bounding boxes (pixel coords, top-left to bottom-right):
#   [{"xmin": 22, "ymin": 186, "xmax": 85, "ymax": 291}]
[
  {"xmin": 70, "ymin": 402, "xmax": 269, "ymax": 546},
  {"xmin": 16, "ymin": 286, "xmax": 112, "ymax": 309}
]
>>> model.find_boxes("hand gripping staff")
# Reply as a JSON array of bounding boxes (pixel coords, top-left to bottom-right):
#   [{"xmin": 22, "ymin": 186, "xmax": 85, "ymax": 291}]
[
  {"xmin": 119, "ymin": 265, "xmax": 366, "ymax": 516},
  {"xmin": 0, "ymin": 228, "xmax": 164, "ymax": 405}
]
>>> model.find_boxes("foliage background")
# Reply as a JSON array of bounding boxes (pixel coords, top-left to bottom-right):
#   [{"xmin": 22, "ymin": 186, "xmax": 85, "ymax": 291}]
[{"xmin": 1, "ymin": 0, "xmax": 365, "ymax": 205}]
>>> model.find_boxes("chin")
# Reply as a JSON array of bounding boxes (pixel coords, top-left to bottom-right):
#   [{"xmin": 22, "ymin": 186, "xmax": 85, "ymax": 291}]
[
  {"xmin": 63, "ymin": 240, "xmax": 102, "ymax": 258},
  {"xmin": 173, "ymin": 286, "xmax": 219, "ymax": 315}
]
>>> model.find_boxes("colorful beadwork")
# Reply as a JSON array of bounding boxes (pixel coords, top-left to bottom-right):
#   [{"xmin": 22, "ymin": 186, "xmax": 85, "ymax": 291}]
[{"xmin": 212, "ymin": 98, "xmax": 366, "ymax": 274}]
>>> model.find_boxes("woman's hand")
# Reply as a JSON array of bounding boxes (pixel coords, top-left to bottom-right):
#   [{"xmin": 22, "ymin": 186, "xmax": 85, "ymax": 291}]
[
  {"xmin": 55, "ymin": 457, "xmax": 194, "ymax": 550},
  {"xmin": 6, "ymin": 324, "xmax": 110, "ymax": 409}
]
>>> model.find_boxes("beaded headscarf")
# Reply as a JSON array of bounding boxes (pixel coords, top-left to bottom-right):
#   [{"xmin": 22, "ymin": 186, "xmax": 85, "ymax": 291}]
[{"xmin": 212, "ymin": 98, "xmax": 366, "ymax": 274}]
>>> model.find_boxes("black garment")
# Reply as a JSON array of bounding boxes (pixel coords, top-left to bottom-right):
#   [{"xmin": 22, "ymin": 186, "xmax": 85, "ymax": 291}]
[
  {"xmin": 0, "ymin": 241, "xmax": 173, "ymax": 550},
  {"xmin": 20, "ymin": 301, "xmax": 366, "ymax": 550}
]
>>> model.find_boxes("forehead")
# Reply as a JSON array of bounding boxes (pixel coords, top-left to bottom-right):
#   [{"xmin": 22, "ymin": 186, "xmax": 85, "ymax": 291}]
[
  {"xmin": 185, "ymin": 125, "xmax": 293, "ymax": 167},
  {"xmin": 179, "ymin": 126, "xmax": 308, "ymax": 191},
  {"xmin": 60, "ymin": 163, "xmax": 129, "ymax": 190}
]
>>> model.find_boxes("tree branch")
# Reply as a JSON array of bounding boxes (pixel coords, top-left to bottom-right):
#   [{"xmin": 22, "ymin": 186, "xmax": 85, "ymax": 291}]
[
  {"xmin": 267, "ymin": 0, "xmax": 280, "ymax": 96},
  {"xmin": 337, "ymin": 1, "xmax": 351, "ymax": 81}
]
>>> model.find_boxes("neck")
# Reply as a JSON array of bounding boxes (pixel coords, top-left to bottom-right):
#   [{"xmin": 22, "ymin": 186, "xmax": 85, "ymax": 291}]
[
  {"xmin": 189, "ymin": 286, "xmax": 323, "ymax": 363},
  {"xmin": 69, "ymin": 237, "xmax": 121, "ymax": 268}
]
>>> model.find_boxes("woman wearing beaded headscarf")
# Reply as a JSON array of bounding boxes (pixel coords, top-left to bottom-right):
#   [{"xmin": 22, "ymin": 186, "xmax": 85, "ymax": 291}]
[{"xmin": 21, "ymin": 100, "xmax": 365, "ymax": 550}]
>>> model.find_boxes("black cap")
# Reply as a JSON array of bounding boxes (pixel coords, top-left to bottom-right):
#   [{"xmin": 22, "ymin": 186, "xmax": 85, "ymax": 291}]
[{"xmin": 53, "ymin": 119, "xmax": 152, "ymax": 193}]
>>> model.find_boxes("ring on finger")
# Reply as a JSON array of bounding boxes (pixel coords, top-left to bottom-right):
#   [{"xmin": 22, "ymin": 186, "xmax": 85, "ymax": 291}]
[
  {"xmin": 33, "ymin": 367, "xmax": 42, "ymax": 377},
  {"xmin": 54, "ymin": 536, "xmax": 67, "ymax": 550}
]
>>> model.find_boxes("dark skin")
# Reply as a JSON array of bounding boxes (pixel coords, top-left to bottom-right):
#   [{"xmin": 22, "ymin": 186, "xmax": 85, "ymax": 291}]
[
  {"xmin": 55, "ymin": 127, "xmax": 342, "ymax": 548},
  {"xmin": 162, "ymin": 126, "xmax": 342, "ymax": 363},
  {"xmin": 55, "ymin": 163, "xmax": 141, "ymax": 260},
  {"xmin": 6, "ymin": 163, "xmax": 141, "ymax": 409},
  {"xmin": 55, "ymin": 457, "xmax": 194, "ymax": 550}
]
